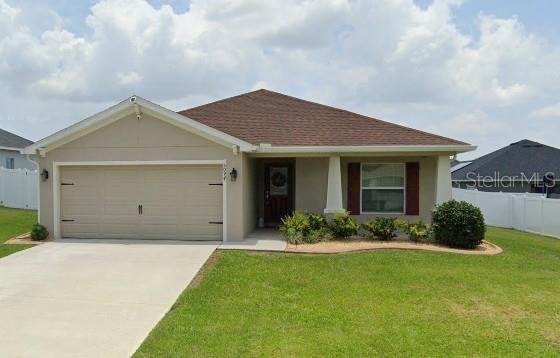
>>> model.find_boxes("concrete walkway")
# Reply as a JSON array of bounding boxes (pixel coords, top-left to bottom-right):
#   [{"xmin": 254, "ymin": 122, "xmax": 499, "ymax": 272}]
[
  {"xmin": 0, "ymin": 239, "xmax": 218, "ymax": 358},
  {"xmin": 219, "ymin": 229, "xmax": 287, "ymax": 252}
]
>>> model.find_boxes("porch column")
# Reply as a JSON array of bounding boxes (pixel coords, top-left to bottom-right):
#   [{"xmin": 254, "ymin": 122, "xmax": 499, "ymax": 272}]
[
  {"xmin": 435, "ymin": 154, "xmax": 452, "ymax": 205},
  {"xmin": 324, "ymin": 156, "xmax": 345, "ymax": 214}
]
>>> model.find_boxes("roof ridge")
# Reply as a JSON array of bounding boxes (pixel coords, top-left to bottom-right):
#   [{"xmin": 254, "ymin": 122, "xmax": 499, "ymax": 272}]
[
  {"xmin": 510, "ymin": 139, "xmax": 560, "ymax": 151},
  {"xmin": 0, "ymin": 128, "xmax": 31, "ymax": 141},
  {"xmin": 179, "ymin": 89, "xmax": 268, "ymax": 113},
  {"xmin": 0, "ymin": 128, "xmax": 33, "ymax": 147}
]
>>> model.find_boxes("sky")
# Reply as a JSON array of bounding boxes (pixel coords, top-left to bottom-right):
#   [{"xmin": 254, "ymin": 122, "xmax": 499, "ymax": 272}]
[{"xmin": 1, "ymin": 0, "xmax": 559, "ymax": 160}]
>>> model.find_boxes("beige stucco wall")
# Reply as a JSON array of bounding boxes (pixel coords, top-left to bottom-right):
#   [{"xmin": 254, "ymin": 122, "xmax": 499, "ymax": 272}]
[
  {"xmin": 38, "ymin": 113, "xmax": 250, "ymax": 241},
  {"xmin": 242, "ymin": 156, "xmax": 257, "ymax": 236}
]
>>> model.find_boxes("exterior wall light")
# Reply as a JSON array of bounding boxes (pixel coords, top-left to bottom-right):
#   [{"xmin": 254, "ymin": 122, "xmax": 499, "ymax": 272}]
[
  {"xmin": 230, "ymin": 168, "xmax": 238, "ymax": 182},
  {"xmin": 40, "ymin": 169, "xmax": 49, "ymax": 182}
]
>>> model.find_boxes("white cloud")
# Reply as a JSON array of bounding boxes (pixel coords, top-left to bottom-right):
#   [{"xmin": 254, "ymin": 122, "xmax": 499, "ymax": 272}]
[
  {"xmin": 0, "ymin": 0, "xmax": 559, "ymax": 155},
  {"xmin": 427, "ymin": 111, "xmax": 503, "ymax": 139},
  {"xmin": 530, "ymin": 103, "xmax": 560, "ymax": 119},
  {"xmin": 117, "ymin": 71, "xmax": 143, "ymax": 85}
]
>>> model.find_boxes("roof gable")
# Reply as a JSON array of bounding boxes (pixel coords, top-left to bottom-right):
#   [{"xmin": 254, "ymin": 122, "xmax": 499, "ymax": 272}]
[
  {"xmin": 22, "ymin": 96, "xmax": 254, "ymax": 155},
  {"xmin": 180, "ymin": 89, "xmax": 468, "ymax": 147},
  {"xmin": 0, "ymin": 128, "xmax": 33, "ymax": 149},
  {"xmin": 452, "ymin": 140, "xmax": 560, "ymax": 180}
]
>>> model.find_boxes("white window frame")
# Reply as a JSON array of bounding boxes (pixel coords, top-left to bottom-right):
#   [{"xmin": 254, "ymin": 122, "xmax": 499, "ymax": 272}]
[{"xmin": 360, "ymin": 162, "xmax": 406, "ymax": 215}]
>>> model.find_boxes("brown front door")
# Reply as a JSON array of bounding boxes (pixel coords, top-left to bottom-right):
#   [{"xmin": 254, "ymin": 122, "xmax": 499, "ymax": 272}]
[{"xmin": 264, "ymin": 162, "xmax": 294, "ymax": 225}]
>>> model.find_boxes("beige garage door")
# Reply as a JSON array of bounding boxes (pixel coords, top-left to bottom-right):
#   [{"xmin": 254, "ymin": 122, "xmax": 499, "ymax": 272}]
[{"xmin": 60, "ymin": 165, "xmax": 223, "ymax": 240}]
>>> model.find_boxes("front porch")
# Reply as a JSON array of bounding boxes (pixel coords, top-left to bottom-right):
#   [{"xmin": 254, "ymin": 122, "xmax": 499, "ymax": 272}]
[{"xmin": 241, "ymin": 154, "xmax": 452, "ymax": 239}]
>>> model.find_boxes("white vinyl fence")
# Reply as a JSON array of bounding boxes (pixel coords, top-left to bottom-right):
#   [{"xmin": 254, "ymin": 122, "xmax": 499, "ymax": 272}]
[
  {"xmin": 0, "ymin": 167, "xmax": 38, "ymax": 210},
  {"xmin": 452, "ymin": 188, "xmax": 560, "ymax": 239}
]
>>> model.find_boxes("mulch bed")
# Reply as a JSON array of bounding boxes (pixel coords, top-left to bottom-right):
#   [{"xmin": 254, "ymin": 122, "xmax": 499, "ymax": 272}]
[
  {"xmin": 4, "ymin": 233, "xmax": 48, "ymax": 245},
  {"xmin": 286, "ymin": 239, "xmax": 502, "ymax": 255}
]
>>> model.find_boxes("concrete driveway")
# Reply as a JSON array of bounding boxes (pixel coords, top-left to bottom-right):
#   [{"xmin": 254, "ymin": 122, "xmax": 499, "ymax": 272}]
[{"xmin": 0, "ymin": 239, "xmax": 218, "ymax": 358}]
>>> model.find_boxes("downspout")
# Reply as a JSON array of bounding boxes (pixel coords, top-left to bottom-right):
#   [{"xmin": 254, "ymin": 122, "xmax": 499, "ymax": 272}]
[{"xmin": 26, "ymin": 154, "xmax": 39, "ymax": 170}]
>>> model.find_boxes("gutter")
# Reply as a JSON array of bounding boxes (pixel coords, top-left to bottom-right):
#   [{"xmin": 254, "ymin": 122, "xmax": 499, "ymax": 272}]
[
  {"xmin": 249, "ymin": 144, "xmax": 477, "ymax": 154},
  {"xmin": 0, "ymin": 146, "xmax": 24, "ymax": 151}
]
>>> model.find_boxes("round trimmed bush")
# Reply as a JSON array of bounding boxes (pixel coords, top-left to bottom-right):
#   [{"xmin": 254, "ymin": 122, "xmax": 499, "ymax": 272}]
[
  {"xmin": 30, "ymin": 223, "xmax": 49, "ymax": 241},
  {"xmin": 432, "ymin": 200, "xmax": 485, "ymax": 249}
]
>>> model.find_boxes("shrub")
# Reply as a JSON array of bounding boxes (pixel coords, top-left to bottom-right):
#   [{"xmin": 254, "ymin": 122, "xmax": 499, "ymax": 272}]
[
  {"xmin": 404, "ymin": 220, "xmax": 431, "ymax": 242},
  {"xmin": 307, "ymin": 228, "xmax": 333, "ymax": 243},
  {"xmin": 395, "ymin": 219, "xmax": 409, "ymax": 231},
  {"xmin": 280, "ymin": 211, "xmax": 309, "ymax": 237},
  {"xmin": 328, "ymin": 211, "xmax": 360, "ymax": 239},
  {"xmin": 362, "ymin": 217, "xmax": 398, "ymax": 241},
  {"xmin": 280, "ymin": 211, "xmax": 330, "ymax": 244},
  {"xmin": 307, "ymin": 213, "xmax": 327, "ymax": 231},
  {"xmin": 30, "ymin": 223, "xmax": 49, "ymax": 241},
  {"xmin": 432, "ymin": 200, "xmax": 486, "ymax": 249}
]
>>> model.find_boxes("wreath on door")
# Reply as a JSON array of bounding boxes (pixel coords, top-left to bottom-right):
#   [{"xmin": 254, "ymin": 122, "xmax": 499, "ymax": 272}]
[{"xmin": 271, "ymin": 171, "xmax": 287, "ymax": 188}]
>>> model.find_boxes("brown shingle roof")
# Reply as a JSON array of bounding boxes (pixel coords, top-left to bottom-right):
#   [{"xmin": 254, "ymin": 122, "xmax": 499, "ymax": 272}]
[{"xmin": 178, "ymin": 89, "xmax": 467, "ymax": 147}]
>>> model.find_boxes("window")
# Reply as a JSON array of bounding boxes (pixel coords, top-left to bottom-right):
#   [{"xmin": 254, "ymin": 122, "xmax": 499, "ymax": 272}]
[
  {"xmin": 5, "ymin": 158, "xmax": 15, "ymax": 169},
  {"xmin": 361, "ymin": 163, "xmax": 405, "ymax": 213}
]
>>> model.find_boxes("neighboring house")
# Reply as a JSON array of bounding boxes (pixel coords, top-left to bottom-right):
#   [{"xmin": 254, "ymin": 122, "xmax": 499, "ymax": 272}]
[
  {"xmin": 452, "ymin": 139, "xmax": 560, "ymax": 195},
  {"xmin": 0, "ymin": 128, "xmax": 35, "ymax": 170},
  {"xmin": 22, "ymin": 89, "xmax": 474, "ymax": 241}
]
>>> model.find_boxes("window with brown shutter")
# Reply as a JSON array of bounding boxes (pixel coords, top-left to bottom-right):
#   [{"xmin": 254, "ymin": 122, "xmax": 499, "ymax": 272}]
[
  {"xmin": 347, "ymin": 163, "xmax": 361, "ymax": 215},
  {"xmin": 405, "ymin": 162, "xmax": 420, "ymax": 215}
]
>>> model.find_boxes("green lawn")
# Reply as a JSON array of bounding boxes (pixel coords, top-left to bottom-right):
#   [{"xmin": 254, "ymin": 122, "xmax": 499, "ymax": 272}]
[
  {"xmin": 136, "ymin": 227, "xmax": 560, "ymax": 357},
  {"xmin": 0, "ymin": 207, "xmax": 37, "ymax": 258}
]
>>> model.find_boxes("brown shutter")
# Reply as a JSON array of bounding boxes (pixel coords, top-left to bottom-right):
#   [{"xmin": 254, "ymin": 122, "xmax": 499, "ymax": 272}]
[
  {"xmin": 405, "ymin": 162, "xmax": 420, "ymax": 215},
  {"xmin": 347, "ymin": 163, "xmax": 361, "ymax": 215}
]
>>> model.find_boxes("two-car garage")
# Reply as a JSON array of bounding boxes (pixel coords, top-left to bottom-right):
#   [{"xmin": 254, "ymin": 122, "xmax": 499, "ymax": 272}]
[{"xmin": 59, "ymin": 165, "xmax": 224, "ymax": 241}]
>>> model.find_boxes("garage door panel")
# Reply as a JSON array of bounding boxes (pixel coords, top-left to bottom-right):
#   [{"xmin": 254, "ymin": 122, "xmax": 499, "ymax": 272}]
[
  {"xmin": 179, "ymin": 224, "xmax": 222, "ymax": 239},
  {"xmin": 61, "ymin": 223, "xmax": 101, "ymax": 238},
  {"xmin": 61, "ymin": 165, "xmax": 223, "ymax": 241},
  {"xmin": 144, "ymin": 192, "xmax": 180, "ymax": 203},
  {"xmin": 104, "ymin": 185, "xmax": 140, "ymax": 201},
  {"xmin": 102, "ymin": 203, "xmax": 140, "ymax": 216},
  {"xmin": 66, "ymin": 214, "xmax": 105, "ymax": 224},
  {"xmin": 62, "ymin": 203, "xmax": 100, "ymax": 217},
  {"xmin": 142, "ymin": 224, "xmax": 179, "ymax": 235},
  {"xmin": 100, "ymin": 223, "xmax": 141, "ymax": 236},
  {"xmin": 180, "ymin": 206, "xmax": 221, "ymax": 219}
]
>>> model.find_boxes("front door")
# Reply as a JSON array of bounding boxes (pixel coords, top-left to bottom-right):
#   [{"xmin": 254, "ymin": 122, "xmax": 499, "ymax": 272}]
[{"xmin": 264, "ymin": 163, "xmax": 294, "ymax": 225}]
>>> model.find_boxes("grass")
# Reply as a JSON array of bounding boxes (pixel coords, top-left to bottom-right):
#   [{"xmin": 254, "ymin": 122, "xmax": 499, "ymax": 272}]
[
  {"xmin": 135, "ymin": 227, "xmax": 560, "ymax": 357},
  {"xmin": 0, "ymin": 207, "xmax": 37, "ymax": 258}
]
